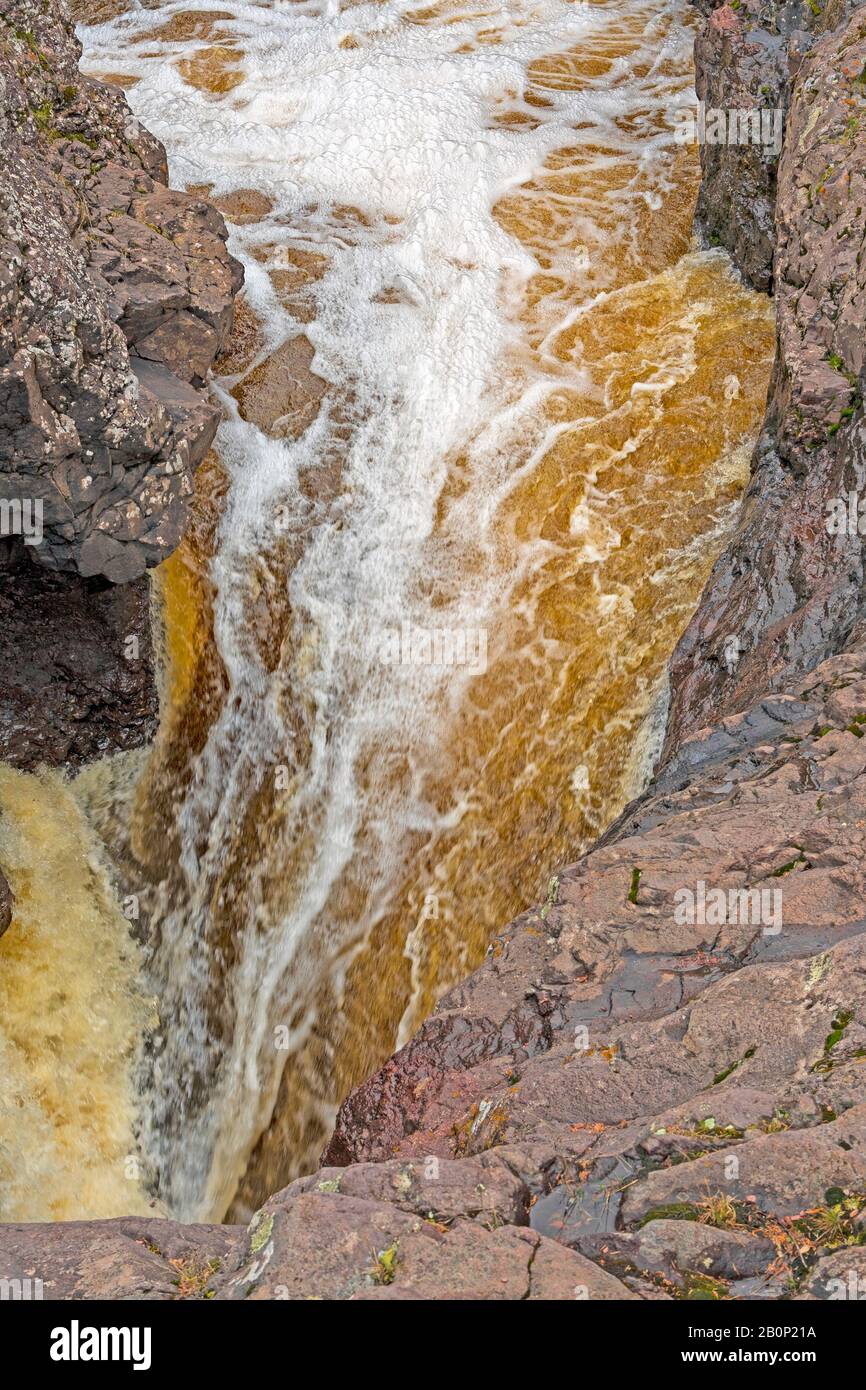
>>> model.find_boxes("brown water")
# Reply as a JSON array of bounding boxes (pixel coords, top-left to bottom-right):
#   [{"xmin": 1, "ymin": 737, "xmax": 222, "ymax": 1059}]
[
  {"xmin": 0, "ymin": 0, "xmax": 774, "ymax": 1224},
  {"xmin": 0, "ymin": 766, "xmax": 154, "ymax": 1220}
]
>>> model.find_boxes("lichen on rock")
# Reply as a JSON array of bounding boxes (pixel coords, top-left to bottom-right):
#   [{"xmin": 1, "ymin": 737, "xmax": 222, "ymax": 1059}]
[
  {"xmin": 0, "ymin": 0, "xmax": 242, "ymax": 769},
  {"xmin": 0, "ymin": 0, "xmax": 241, "ymax": 584}
]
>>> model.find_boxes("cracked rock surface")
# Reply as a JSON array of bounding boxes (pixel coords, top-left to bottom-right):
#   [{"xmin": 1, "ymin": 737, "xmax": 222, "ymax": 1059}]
[
  {"xmin": 0, "ymin": 0, "xmax": 241, "ymax": 767},
  {"xmin": 7, "ymin": 640, "xmax": 866, "ymax": 1300},
  {"xmin": 668, "ymin": 4, "xmax": 866, "ymax": 747}
]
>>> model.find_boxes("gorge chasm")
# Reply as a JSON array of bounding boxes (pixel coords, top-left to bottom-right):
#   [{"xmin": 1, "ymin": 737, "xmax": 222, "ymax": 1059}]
[{"xmin": 2, "ymin": 0, "xmax": 866, "ymax": 1300}]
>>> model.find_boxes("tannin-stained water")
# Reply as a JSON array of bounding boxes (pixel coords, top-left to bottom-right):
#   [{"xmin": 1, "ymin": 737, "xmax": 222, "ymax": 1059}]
[
  {"xmin": 0, "ymin": 766, "xmax": 154, "ymax": 1220},
  {"xmin": 4, "ymin": 0, "xmax": 774, "ymax": 1224}
]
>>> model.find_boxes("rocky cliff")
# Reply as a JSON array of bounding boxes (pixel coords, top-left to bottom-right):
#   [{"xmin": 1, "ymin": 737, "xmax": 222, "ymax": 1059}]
[
  {"xmin": 666, "ymin": 0, "xmax": 866, "ymax": 751},
  {"xmin": 0, "ymin": 0, "xmax": 241, "ymax": 767},
  {"xmin": 4, "ymin": 0, "xmax": 866, "ymax": 1301}
]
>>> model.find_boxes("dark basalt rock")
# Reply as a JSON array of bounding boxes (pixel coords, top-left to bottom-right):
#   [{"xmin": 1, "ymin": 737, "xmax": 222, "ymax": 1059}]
[
  {"xmin": 0, "ymin": 0, "xmax": 242, "ymax": 767},
  {"xmin": 692, "ymin": 0, "xmax": 859, "ymax": 291},
  {"xmin": 0, "ymin": 863, "xmax": 12, "ymax": 937},
  {"xmin": 0, "ymin": 0, "xmax": 241, "ymax": 583},
  {"xmin": 665, "ymin": 4, "xmax": 866, "ymax": 752},
  {"xmin": 0, "ymin": 536, "xmax": 157, "ymax": 768}
]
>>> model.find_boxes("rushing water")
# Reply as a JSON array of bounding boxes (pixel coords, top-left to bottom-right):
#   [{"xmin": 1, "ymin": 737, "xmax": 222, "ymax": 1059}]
[
  {"xmin": 0, "ymin": 0, "xmax": 775, "ymax": 1224},
  {"xmin": 0, "ymin": 766, "xmax": 154, "ymax": 1220}
]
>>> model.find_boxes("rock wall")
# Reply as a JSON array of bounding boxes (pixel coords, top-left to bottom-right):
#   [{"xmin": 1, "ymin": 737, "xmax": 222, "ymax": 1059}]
[
  {"xmin": 666, "ymin": 2, "xmax": 866, "ymax": 749},
  {"xmin": 0, "ymin": 0, "xmax": 241, "ymax": 768},
  {"xmin": 692, "ymin": 0, "xmax": 858, "ymax": 292}
]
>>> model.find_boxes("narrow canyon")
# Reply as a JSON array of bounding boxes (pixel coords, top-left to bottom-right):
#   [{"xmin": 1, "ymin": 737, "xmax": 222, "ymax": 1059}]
[{"xmin": 1, "ymin": 0, "xmax": 866, "ymax": 1305}]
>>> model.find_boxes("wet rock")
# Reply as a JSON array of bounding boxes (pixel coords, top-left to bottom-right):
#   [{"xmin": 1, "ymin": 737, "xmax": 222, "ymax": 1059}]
[
  {"xmin": 0, "ymin": 866, "xmax": 13, "ymax": 938},
  {"xmin": 795, "ymin": 1247, "xmax": 866, "ymax": 1300},
  {"xmin": 0, "ymin": 0, "xmax": 241, "ymax": 584},
  {"xmin": 231, "ymin": 335, "xmax": 327, "ymax": 438},
  {"xmin": 132, "ymin": 360, "xmax": 220, "ymax": 472},
  {"xmin": 577, "ymin": 1219, "xmax": 777, "ymax": 1284},
  {"xmin": 135, "ymin": 10, "xmax": 235, "ymax": 44},
  {"xmin": 209, "ymin": 188, "xmax": 274, "ymax": 225},
  {"xmin": 0, "ymin": 0, "xmax": 241, "ymax": 769},
  {"xmin": 666, "ymin": 6, "xmax": 866, "ymax": 748},
  {"xmin": 690, "ymin": 0, "xmax": 859, "ymax": 290},
  {"xmin": 0, "ymin": 1215, "xmax": 243, "ymax": 1300},
  {"xmin": 621, "ymin": 1105, "xmax": 866, "ymax": 1226},
  {"xmin": 217, "ymin": 1191, "xmax": 639, "ymax": 1301},
  {"xmin": 0, "ymin": 538, "xmax": 157, "ymax": 768},
  {"xmin": 290, "ymin": 1153, "xmax": 532, "ymax": 1228},
  {"xmin": 212, "ymin": 296, "xmax": 265, "ymax": 378}
]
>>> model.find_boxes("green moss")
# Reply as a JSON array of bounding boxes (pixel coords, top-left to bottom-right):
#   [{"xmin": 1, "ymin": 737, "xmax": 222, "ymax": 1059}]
[
  {"xmin": 32, "ymin": 101, "xmax": 54, "ymax": 133},
  {"xmin": 627, "ymin": 867, "xmax": 641, "ymax": 905},
  {"xmin": 713, "ymin": 1045, "xmax": 755, "ymax": 1086},
  {"xmin": 811, "ymin": 1009, "xmax": 855, "ymax": 1072},
  {"xmin": 638, "ymin": 1202, "xmax": 699, "ymax": 1227},
  {"xmin": 771, "ymin": 852, "xmax": 807, "ymax": 876},
  {"xmin": 692, "ymin": 1117, "xmax": 743, "ymax": 1139},
  {"xmin": 371, "ymin": 1242, "xmax": 399, "ymax": 1285},
  {"xmin": 681, "ymin": 1272, "xmax": 729, "ymax": 1300},
  {"xmin": 825, "ymin": 1009, "xmax": 853, "ymax": 1051}
]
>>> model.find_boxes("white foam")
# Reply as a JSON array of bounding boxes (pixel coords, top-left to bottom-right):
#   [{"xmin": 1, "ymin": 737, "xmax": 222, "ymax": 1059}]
[{"xmin": 77, "ymin": 0, "xmax": 700, "ymax": 1219}]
